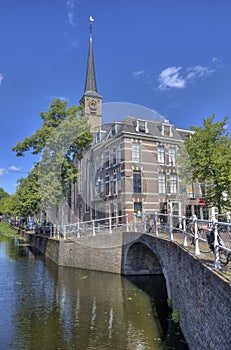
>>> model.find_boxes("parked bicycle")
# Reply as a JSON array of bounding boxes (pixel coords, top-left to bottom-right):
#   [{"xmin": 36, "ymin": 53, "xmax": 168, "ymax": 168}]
[
  {"xmin": 189, "ymin": 219, "xmax": 231, "ymax": 266},
  {"xmin": 206, "ymin": 226, "xmax": 231, "ymax": 266},
  {"xmin": 185, "ymin": 219, "xmax": 212, "ymax": 254}
]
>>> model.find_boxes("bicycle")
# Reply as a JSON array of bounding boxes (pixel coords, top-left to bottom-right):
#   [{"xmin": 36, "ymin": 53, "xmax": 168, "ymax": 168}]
[
  {"xmin": 208, "ymin": 226, "xmax": 231, "ymax": 267},
  {"xmin": 186, "ymin": 219, "xmax": 212, "ymax": 254},
  {"xmin": 193, "ymin": 223, "xmax": 231, "ymax": 266}
]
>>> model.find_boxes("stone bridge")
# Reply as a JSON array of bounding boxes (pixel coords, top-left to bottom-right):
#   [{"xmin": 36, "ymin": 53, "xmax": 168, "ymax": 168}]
[{"xmin": 24, "ymin": 230, "xmax": 231, "ymax": 350}]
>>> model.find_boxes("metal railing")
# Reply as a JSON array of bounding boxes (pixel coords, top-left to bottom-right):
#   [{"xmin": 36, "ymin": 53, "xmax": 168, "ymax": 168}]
[{"xmin": 48, "ymin": 211, "xmax": 231, "ymax": 270}]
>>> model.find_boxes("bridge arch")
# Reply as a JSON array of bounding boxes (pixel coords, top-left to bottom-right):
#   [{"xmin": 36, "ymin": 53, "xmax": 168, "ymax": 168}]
[{"xmin": 123, "ymin": 241, "xmax": 163, "ymax": 275}]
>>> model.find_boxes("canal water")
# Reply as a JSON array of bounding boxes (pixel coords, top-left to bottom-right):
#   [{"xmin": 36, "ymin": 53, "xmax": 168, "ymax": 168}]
[{"xmin": 0, "ymin": 234, "xmax": 188, "ymax": 350}]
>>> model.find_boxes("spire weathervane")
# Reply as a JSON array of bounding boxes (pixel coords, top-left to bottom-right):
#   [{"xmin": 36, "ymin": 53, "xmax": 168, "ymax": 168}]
[{"xmin": 89, "ymin": 16, "xmax": 95, "ymax": 36}]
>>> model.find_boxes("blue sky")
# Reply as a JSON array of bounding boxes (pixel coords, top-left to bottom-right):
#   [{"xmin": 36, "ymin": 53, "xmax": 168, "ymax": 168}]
[{"xmin": 1, "ymin": 0, "xmax": 231, "ymax": 194}]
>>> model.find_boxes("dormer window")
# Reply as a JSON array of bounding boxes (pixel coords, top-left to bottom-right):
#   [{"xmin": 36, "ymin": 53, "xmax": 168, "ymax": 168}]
[
  {"xmin": 161, "ymin": 121, "xmax": 172, "ymax": 137},
  {"xmin": 95, "ymin": 130, "xmax": 106, "ymax": 143},
  {"xmin": 136, "ymin": 120, "xmax": 149, "ymax": 133},
  {"xmin": 111, "ymin": 124, "xmax": 118, "ymax": 135},
  {"xmin": 108, "ymin": 123, "xmax": 121, "ymax": 139},
  {"xmin": 96, "ymin": 132, "xmax": 101, "ymax": 143}
]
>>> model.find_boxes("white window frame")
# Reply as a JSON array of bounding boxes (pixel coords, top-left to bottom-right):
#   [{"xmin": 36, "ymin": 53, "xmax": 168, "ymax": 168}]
[
  {"xmin": 158, "ymin": 172, "xmax": 166, "ymax": 194},
  {"xmin": 136, "ymin": 120, "xmax": 149, "ymax": 133},
  {"xmin": 158, "ymin": 146, "xmax": 165, "ymax": 164},
  {"xmin": 132, "ymin": 142, "xmax": 141, "ymax": 163},
  {"xmin": 170, "ymin": 173, "xmax": 178, "ymax": 194},
  {"xmin": 169, "ymin": 148, "xmax": 176, "ymax": 166}
]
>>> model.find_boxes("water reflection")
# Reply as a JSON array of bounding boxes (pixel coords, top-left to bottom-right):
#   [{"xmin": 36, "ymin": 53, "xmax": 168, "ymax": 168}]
[{"xmin": 0, "ymin": 235, "xmax": 177, "ymax": 350}]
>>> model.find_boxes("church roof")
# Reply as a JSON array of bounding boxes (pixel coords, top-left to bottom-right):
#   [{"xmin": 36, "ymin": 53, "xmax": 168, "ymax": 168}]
[{"xmin": 83, "ymin": 19, "xmax": 101, "ymax": 99}]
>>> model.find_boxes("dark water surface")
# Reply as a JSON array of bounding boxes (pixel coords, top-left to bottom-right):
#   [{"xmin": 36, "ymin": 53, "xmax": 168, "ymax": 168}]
[{"xmin": 0, "ymin": 235, "xmax": 188, "ymax": 350}]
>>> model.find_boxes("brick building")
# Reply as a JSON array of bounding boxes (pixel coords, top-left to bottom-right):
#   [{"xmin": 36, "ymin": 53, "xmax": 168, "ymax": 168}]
[{"xmin": 69, "ymin": 18, "xmax": 209, "ymax": 225}]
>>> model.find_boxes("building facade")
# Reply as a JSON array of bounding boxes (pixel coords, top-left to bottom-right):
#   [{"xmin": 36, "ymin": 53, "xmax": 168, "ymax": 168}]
[{"xmin": 69, "ymin": 19, "xmax": 209, "ymax": 225}]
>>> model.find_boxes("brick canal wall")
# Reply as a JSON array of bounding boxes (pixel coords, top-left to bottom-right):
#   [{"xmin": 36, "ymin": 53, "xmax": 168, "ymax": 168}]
[
  {"xmin": 122, "ymin": 234, "xmax": 231, "ymax": 350},
  {"xmin": 25, "ymin": 231, "xmax": 132, "ymax": 273},
  {"xmin": 22, "ymin": 231, "xmax": 231, "ymax": 350}
]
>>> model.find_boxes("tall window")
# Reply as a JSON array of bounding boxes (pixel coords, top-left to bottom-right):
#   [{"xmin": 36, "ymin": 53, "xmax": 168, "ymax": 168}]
[
  {"xmin": 100, "ymin": 153, "xmax": 104, "ymax": 169},
  {"xmin": 157, "ymin": 146, "xmax": 165, "ymax": 164},
  {"xmin": 95, "ymin": 178, "xmax": 99, "ymax": 196},
  {"xmin": 133, "ymin": 170, "xmax": 142, "ymax": 193},
  {"xmin": 109, "ymin": 174, "xmax": 115, "ymax": 195},
  {"xmin": 132, "ymin": 143, "xmax": 141, "ymax": 163},
  {"xmin": 170, "ymin": 173, "xmax": 178, "ymax": 194},
  {"xmin": 99, "ymin": 177, "xmax": 104, "ymax": 196},
  {"xmin": 109, "ymin": 148, "xmax": 113, "ymax": 166},
  {"xmin": 117, "ymin": 172, "xmax": 121, "ymax": 192},
  {"xmin": 116, "ymin": 143, "xmax": 121, "ymax": 164},
  {"xmin": 199, "ymin": 183, "xmax": 206, "ymax": 198},
  {"xmin": 169, "ymin": 148, "xmax": 176, "ymax": 165},
  {"xmin": 158, "ymin": 172, "xmax": 166, "ymax": 194},
  {"xmin": 95, "ymin": 156, "xmax": 99, "ymax": 172}
]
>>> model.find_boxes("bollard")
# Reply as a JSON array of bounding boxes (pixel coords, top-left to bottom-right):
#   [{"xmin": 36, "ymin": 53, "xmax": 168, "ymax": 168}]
[
  {"xmin": 213, "ymin": 223, "xmax": 221, "ymax": 269},
  {"xmin": 92, "ymin": 220, "xmax": 95, "ymax": 236},
  {"xmin": 63, "ymin": 225, "xmax": 66, "ymax": 240},
  {"xmin": 57, "ymin": 225, "xmax": 60, "ymax": 240},
  {"xmin": 169, "ymin": 213, "xmax": 173, "ymax": 241},
  {"xmin": 143, "ymin": 212, "xmax": 146, "ymax": 232},
  {"xmin": 126, "ymin": 214, "xmax": 129, "ymax": 232},
  {"xmin": 77, "ymin": 222, "xmax": 80, "ymax": 238},
  {"xmin": 154, "ymin": 212, "xmax": 159, "ymax": 236},
  {"xmin": 193, "ymin": 215, "xmax": 200, "ymax": 255},
  {"xmin": 134, "ymin": 214, "xmax": 137, "ymax": 232},
  {"xmin": 109, "ymin": 216, "xmax": 112, "ymax": 234},
  {"xmin": 182, "ymin": 216, "xmax": 188, "ymax": 246}
]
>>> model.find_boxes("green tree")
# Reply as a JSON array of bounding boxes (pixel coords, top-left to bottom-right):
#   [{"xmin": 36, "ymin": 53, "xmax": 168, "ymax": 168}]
[
  {"xmin": 0, "ymin": 187, "xmax": 10, "ymax": 214},
  {"xmin": 12, "ymin": 98, "xmax": 93, "ymax": 210},
  {"xmin": 179, "ymin": 115, "xmax": 231, "ymax": 213},
  {"xmin": 13, "ymin": 166, "xmax": 41, "ymax": 217},
  {"xmin": 0, "ymin": 194, "xmax": 17, "ymax": 216}
]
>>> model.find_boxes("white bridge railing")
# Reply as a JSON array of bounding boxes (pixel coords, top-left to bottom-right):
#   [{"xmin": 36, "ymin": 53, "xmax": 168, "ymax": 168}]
[{"xmin": 49, "ymin": 211, "xmax": 231, "ymax": 270}]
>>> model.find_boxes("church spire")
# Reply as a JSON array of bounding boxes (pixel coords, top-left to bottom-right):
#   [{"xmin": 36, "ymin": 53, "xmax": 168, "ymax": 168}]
[
  {"xmin": 84, "ymin": 16, "xmax": 100, "ymax": 97},
  {"xmin": 80, "ymin": 16, "xmax": 102, "ymax": 132}
]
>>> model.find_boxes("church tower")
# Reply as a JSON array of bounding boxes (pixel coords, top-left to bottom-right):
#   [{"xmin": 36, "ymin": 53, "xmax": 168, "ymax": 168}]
[{"xmin": 80, "ymin": 16, "xmax": 102, "ymax": 132}]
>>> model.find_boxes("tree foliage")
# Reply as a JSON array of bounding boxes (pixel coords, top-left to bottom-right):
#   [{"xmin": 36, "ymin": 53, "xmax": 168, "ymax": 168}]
[
  {"xmin": 179, "ymin": 115, "xmax": 231, "ymax": 212},
  {"xmin": 12, "ymin": 98, "xmax": 93, "ymax": 209},
  {"xmin": 0, "ymin": 187, "xmax": 10, "ymax": 214},
  {"xmin": 14, "ymin": 166, "xmax": 41, "ymax": 217}
]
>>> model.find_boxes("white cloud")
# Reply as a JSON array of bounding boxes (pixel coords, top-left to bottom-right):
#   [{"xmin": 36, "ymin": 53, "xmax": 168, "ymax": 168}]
[
  {"xmin": 46, "ymin": 95, "xmax": 69, "ymax": 102},
  {"xmin": 158, "ymin": 66, "xmax": 185, "ymax": 91},
  {"xmin": 212, "ymin": 57, "xmax": 219, "ymax": 63},
  {"xmin": 0, "ymin": 166, "xmax": 22, "ymax": 177},
  {"xmin": 66, "ymin": 0, "xmax": 78, "ymax": 27},
  {"xmin": 132, "ymin": 70, "xmax": 145, "ymax": 77},
  {"xmin": 0, "ymin": 168, "xmax": 7, "ymax": 176},
  {"xmin": 0, "ymin": 74, "xmax": 3, "ymax": 85},
  {"xmin": 8, "ymin": 166, "xmax": 21, "ymax": 172},
  {"xmin": 186, "ymin": 65, "xmax": 214, "ymax": 81},
  {"xmin": 158, "ymin": 63, "xmax": 215, "ymax": 91}
]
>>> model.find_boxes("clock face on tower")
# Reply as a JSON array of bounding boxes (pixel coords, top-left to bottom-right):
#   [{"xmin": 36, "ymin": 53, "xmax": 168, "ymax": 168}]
[{"xmin": 89, "ymin": 100, "xmax": 97, "ymax": 111}]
